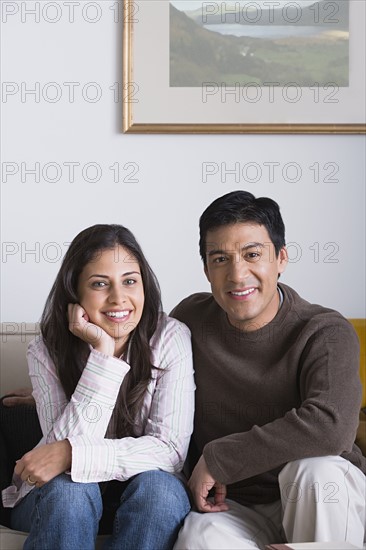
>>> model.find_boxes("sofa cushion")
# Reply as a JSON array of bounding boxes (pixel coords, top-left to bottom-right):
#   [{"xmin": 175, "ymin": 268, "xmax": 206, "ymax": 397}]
[
  {"xmin": 0, "ymin": 398, "xmax": 42, "ymax": 482},
  {"xmin": 0, "ymin": 398, "xmax": 42, "ymax": 528}
]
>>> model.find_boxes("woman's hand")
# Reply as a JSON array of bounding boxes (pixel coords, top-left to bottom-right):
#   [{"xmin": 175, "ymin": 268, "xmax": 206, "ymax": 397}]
[
  {"xmin": 14, "ymin": 440, "xmax": 72, "ymax": 488},
  {"xmin": 68, "ymin": 303, "xmax": 115, "ymax": 356}
]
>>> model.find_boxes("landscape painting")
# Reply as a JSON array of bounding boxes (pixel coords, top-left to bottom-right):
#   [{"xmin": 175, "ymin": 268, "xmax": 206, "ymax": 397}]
[{"xmin": 170, "ymin": 1, "xmax": 349, "ymax": 87}]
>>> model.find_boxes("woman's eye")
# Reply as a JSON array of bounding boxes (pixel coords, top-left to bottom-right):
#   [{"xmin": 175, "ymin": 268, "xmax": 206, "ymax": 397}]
[
  {"xmin": 124, "ymin": 279, "xmax": 136, "ymax": 285},
  {"xmin": 92, "ymin": 281, "xmax": 107, "ymax": 288}
]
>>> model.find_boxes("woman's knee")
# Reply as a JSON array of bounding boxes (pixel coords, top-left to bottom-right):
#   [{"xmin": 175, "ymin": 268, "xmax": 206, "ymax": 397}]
[
  {"xmin": 37, "ymin": 474, "xmax": 102, "ymax": 520},
  {"xmin": 42, "ymin": 473, "xmax": 99, "ymax": 496},
  {"xmin": 11, "ymin": 475, "xmax": 102, "ymax": 533},
  {"xmin": 123, "ymin": 471, "xmax": 191, "ymax": 517}
]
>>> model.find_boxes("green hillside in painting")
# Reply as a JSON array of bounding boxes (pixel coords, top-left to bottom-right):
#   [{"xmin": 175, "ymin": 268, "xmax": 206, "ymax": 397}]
[{"xmin": 170, "ymin": 2, "xmax": 349, "ymax": 87}]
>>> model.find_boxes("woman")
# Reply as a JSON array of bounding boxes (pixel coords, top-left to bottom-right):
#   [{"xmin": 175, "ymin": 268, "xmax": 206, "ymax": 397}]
[{"xmin": 2, "ymin": 224, "xmax": 195, "ymax": 550}]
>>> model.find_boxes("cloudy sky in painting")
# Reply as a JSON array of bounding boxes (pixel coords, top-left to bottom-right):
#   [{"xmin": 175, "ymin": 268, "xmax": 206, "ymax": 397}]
[{"xmin": 171, "ymin": 1, "xmax": 318, "ymax": 11}]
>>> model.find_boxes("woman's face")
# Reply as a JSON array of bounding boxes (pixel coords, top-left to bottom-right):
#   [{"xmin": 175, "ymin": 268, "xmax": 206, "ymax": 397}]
[{"xmin": 77, "ymin": 245, "xmax": 145, "ymax": 355}]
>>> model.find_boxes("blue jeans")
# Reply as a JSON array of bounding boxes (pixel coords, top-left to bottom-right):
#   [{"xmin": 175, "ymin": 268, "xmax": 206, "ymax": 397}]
[{"xmin": 11, "ymin": 471, "xmax": 191, "ymax": 550}]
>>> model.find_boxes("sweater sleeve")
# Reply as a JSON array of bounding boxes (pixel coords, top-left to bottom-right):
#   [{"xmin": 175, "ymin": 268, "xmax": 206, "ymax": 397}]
[{"xmin": 203, "ymin": 316, "xmax": 362, "ymax": 485}]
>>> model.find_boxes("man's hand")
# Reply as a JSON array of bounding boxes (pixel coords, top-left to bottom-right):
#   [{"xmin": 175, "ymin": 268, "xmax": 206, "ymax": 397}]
[
  {"xmin": 2, "ymin": 388, "xmax": 35, "ymax": 407},
  {"xmin": 14, "ymin": 440, "xmax": 72, "ymax": 488},
  {"xmin": 188, "ymin": 455, "xmax": 229, "ymax": 513}
]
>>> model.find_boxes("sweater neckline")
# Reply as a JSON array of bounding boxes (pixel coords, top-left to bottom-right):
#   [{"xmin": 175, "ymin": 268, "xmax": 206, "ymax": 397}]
[{"xmin": 221, "ymin": 283, "xmax": 291, "ymax": 335}]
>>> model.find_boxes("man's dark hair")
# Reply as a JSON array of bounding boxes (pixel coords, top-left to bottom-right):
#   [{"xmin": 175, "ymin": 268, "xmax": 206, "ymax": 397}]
[{"xmin": 199, "ymin": 190, "xmax": 286, "ymax": 264}]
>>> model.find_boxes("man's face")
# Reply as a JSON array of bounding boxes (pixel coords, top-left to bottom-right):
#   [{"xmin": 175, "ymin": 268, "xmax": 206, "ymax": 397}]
[{"xmin": 204, "ymin": 223, "xmax": 288, "ymax": 331}]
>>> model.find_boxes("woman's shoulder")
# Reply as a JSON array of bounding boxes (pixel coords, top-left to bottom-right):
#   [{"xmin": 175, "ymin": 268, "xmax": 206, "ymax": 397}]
[
  {"xmin": 27, "ymin": 335, "xmax": 52, "ymax": 364},
  {"xmin": 155, "ymin": 311, "xmax": 191, "ymax": 338},
  {"xmin": 149, "ymin": 312, "xmax": 192, "ymax": 365}
]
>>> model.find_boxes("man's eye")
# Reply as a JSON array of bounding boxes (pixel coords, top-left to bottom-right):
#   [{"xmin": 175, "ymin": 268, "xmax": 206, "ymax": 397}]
[
  {"xmin": 246, "ymin": 252, "xmax": 261, "ymax": 260},
  {"xmin": 213, "ymin": 256, "xmax": 227, "ymax": 264}
]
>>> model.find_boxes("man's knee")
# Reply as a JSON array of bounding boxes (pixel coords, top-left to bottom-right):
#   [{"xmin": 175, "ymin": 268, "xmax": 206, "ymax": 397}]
[
  {"xmin": 279, "ymin": 455, "xmax": 347, "ymax": 485},
  {"xmin": 278, "ymin": 456, "xmax": 357, "ymax": 508},
  {"xmin": 279, "ymin": 457, "xmax": 365, "ymax": 544}
]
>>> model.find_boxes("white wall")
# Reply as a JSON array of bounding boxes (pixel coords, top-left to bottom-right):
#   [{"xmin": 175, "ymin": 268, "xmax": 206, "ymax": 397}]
[{"xmin": 1, "ymin": 1, "xmax": 365, "ymax": 324}]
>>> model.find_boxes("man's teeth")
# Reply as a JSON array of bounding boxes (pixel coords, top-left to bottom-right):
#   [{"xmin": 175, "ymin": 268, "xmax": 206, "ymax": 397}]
[
  {"xmin": 231, "ymin": 289, "xmax": 255, "ymax": 296},
  {"xmin": 105, "ymin": 311, "xmax": 129, "ymax": 318}
]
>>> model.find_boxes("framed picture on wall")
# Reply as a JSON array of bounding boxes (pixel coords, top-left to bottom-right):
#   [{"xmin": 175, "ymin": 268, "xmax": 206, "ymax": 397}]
[{"xmin": 123, "ymin": 0, "xmax": 366, "ymax": 134}]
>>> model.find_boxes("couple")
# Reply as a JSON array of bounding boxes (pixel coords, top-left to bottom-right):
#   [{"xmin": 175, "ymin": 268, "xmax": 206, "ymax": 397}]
[{"xmin": 2, "ymin": 191, "xmax": 365, "ymax": 549}]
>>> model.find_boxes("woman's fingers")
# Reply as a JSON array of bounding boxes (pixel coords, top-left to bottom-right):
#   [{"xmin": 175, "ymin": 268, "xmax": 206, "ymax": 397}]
[
  {"xmin": 15, "ymin": 442, "xmax": 72, "ymax": 487},
  {"xmin": 67, "ymin": 303, "xmax": 114, "ymax": 354}
]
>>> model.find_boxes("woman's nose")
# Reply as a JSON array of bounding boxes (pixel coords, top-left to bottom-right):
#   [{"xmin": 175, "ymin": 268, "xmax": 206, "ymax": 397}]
[{"xmin": 108, "ymin": 285, "xmax": 126, "ymax": 304}]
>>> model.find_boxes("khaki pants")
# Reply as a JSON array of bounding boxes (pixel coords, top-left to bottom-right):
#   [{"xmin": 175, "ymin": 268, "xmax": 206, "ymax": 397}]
[{"xmin": 174, "ymin": 456, "xmax": 366, "ymax": 549}]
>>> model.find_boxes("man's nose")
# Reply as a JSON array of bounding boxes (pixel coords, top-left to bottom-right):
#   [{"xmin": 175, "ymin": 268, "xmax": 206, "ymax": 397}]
[{"xmin": 227, "ymin": 258, "xmax": 249, "ymax": 283}]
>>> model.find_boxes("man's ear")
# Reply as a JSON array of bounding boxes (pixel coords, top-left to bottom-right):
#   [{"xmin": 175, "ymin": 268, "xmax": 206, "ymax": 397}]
[
  {"xmin": 277, "ymin": 247, "xmax": 288, "ymax": 276},
  {"xmin": 204, "ymin": 263, "xmax": 211, "ymax": 283}
]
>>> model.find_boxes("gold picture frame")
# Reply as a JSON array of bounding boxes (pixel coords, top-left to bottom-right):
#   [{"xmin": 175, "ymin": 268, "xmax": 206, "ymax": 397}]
[{"xmin": 123, "ymin": 1, "xmax": 366, "ymax": 134}]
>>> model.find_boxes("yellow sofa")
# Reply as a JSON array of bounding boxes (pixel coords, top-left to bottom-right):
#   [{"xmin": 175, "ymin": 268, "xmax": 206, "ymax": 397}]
[
  {"xmin": 350, "ymin": 319, "xmax": 366, "ymax": 408},
  {"xmin": 350, "ymin": 319, "xmax": 366, "ymax": 458}
]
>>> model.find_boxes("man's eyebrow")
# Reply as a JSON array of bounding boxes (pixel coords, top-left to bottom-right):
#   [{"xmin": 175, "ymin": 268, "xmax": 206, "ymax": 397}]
[
  {"xmin": 242, "ymin": 242, "xmax": 265, "ymax": 250},
  {"xmin": 87, "ymin": 271, "xmax": 140, "ymax": 279},
  {"xmin": 206, "ymin": 242, "xmax": 264, "ymax": 256}
]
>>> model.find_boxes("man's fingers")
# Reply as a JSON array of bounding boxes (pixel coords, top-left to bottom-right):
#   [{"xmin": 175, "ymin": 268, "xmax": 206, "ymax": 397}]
[
  {"xmin": 187, "ymin": 456, "xmax": 228, "ymax": 514},
  {"xmin": 191, "ymin": 485, "xmax": 229, "ymax": 513},
  {"xmin": 214, "ymin": 482, "xmax": 227, "ymax": 506},
  {"xmin": 195, "ymin": 498, "xmax": 229, "ymax": 513}
]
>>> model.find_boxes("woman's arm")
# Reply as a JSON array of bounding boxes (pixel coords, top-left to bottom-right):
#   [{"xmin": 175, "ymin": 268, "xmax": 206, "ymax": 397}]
[
  {"xmin": 12, "ymin": 341, "xmax": 132, "ymax": 488},
  {"xmin": 28, "ymin": 302, "xmax": 131, "ymax": 443},
  {"xmin": 68, "ymin": 317, "xmax": 195, "ymax": 483},
  {"xmin": 28, "ymin": 339, "xmax": 130, "ymax": 443},
  {"xmin": 4, "ymin": 317, "xmax": 194, "ymax": 500}
]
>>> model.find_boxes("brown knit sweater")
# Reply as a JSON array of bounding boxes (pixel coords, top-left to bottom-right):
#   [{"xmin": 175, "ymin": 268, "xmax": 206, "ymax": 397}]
[{"xmin": 171, "ymin": 283, "xmax": 365, "ymax": 505}]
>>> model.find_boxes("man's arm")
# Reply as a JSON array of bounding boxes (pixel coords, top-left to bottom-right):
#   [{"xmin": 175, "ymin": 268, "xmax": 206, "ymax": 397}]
[{"xmin": 201, "ymin": 317, "xmax": 362, "ymax": 488}]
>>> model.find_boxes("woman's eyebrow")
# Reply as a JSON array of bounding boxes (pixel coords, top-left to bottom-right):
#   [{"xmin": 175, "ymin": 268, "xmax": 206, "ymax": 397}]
[{"xmin": 87, "ymin": 271, "xmax": 141, "ymax": 280}]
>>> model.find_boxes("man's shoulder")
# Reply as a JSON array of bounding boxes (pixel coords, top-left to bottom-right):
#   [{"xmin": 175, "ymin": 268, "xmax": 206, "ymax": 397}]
[
  {"xmin": 170, "ymin": 292, "xmax": 216, "ymax": 324},
  {"xmin": 280, "ymin": 283, "xmax": 345, "ymax": 317},
  {"xmin": 279, "ymin": 283, "xmax": 357, "ymax": 339}
]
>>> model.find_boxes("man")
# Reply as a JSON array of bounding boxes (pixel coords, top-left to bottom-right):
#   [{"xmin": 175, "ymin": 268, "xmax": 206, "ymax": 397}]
[{"xmin": 171, "ymin": 190, "xmax": 365, "ymax": 549}]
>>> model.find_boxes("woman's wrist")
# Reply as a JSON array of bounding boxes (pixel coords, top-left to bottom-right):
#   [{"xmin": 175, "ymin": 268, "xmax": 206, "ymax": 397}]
[
  {"xmin": 59, "ymin": 439, "xmax": 72, "ymax": 470},
  {"xmin": 93, "ymin": 340, "xmax": 115, "ymax": 356}
]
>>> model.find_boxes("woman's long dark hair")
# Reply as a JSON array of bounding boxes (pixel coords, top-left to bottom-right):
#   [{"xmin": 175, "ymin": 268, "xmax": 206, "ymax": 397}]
[{"xmin": 40, "ymin": 224, "xmax": 162, "ymax": 437}]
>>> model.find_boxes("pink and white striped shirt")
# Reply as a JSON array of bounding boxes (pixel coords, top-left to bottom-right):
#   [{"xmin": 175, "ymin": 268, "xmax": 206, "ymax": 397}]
[{"xmin": 2, "ymin": 313, "xmax": 195, "ymax": 508}]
